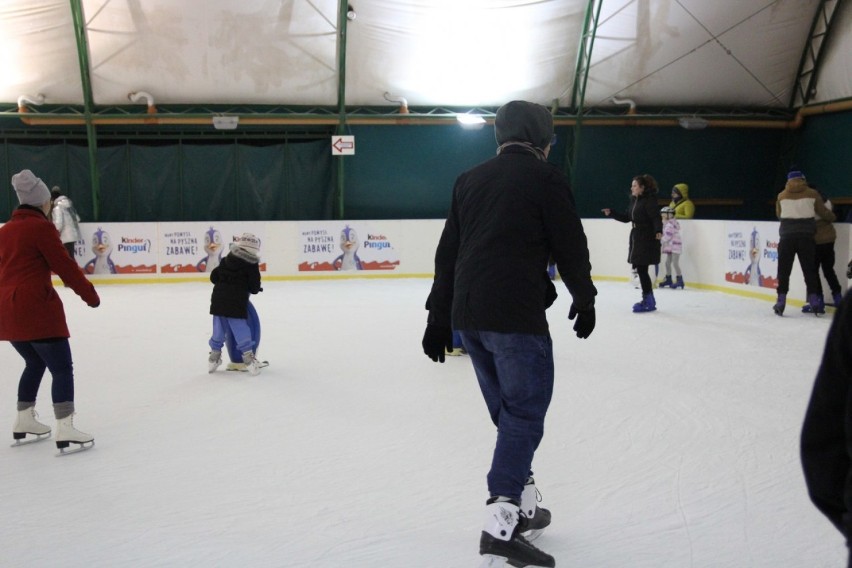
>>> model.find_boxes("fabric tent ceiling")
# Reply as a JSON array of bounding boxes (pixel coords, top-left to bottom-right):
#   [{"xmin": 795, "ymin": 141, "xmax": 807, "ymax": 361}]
[{"xmin": 0, "ymin": 0, "xmax": 850, "ymax": 115}]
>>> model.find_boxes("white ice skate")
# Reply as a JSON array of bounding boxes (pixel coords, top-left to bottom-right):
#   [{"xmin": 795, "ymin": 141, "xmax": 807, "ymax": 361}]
[
  {"xmin": 241, "ymin": 351, "xmax": 262, "ymax": 376},
  {"xmin": 12, "ymin": 407, "xmax": 52, "ymax": 446},
  {"xmin": 226, "ymin": 360, "xmax": 269, "ymax": 372},
  {"xmin": 208, "ymin": 350, "xmax": 222, "ymax": 373},
  {"xmin": 55, "ymin": 414, "xmax": 94, "ymax": 456},
  {"xmin": 519, "ymin": 477, "xmax": 551, "ymax": 542}
]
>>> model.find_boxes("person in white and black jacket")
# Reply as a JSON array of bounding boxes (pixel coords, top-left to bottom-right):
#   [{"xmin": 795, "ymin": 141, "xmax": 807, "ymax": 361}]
[{"xmin": 773, "ymin": 169, "xmax": 835, "ymax": 316}]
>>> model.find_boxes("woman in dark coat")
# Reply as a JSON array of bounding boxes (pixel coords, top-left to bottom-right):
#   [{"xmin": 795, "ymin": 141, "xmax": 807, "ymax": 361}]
[{"xmin": 602, "ymin": 174, "xmax": 663, "ymax": 312}]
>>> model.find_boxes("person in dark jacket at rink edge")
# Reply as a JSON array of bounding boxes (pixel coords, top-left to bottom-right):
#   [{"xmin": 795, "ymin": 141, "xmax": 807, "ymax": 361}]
[
  {"xmin": 422, "ymin": 100, "xmax": 597, "ymax": 568},
  {"xmin": 801, "ymin": 287, "xmax": 852, "ymax": 567},
  {"xmin": 602, "ymin": 174, "xmax": 663, "ymax": 313}
]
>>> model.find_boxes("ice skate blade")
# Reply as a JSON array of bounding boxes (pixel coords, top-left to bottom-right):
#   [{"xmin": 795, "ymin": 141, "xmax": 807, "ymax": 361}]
[
  {"xmin": 11, "ymin": 431, "xmax": 51, "ymax": 447},
  {"xmin": 479, "ymin": 554, "xmax": 508, "ymax": 568},
  {"xmin": 521, "ymin": 528, "xmax": 544, "ymax": 542},
  {"xmin": 479, "ymin": 555, "xmax": 543, "ymax": 568},
  {"xmin": 226, "ymin": 361, "xmax": 269, "ymax": 372},
  {"xmin": 56, "ymin": 439, "xmax": 95, "ymax": 456}
]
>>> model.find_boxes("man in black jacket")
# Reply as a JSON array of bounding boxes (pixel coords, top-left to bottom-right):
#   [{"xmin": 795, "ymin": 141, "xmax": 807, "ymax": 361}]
[
  {"xmin": 422, "ymin": 100, "xmax": 596, "ymax": 568},
  {"xmin": 801, "ymin": 288, "xmax": 852, "ymax": 566}
]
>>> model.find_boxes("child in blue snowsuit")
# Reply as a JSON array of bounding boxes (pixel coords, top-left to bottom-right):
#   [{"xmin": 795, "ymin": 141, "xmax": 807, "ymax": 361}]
[{"xmin": 207, "ymin": 233, "xmax": 263, "ymax": 375}]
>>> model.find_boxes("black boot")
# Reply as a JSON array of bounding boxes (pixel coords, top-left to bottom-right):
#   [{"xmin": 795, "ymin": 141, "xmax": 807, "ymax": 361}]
[{"xmin": 479, "ymin": 497, "xmax": 555, "ymax": 567}]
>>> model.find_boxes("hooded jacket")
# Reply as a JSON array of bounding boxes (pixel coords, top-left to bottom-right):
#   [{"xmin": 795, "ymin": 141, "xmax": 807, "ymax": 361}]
[
  {"xmin": 775, "ymin": 178, "xmax": 834, "ymax": 238},
  {"xmin": 427, "ymin": 145, "xmax": 596, "ymax": 335},
  {"xmin": 0, "ymin": 206, "xmax": 99, "ymax": 341},
  {"xmin": 669, "ymin": 183, "xmax": 695, "ymax": 219},
  {"xmin": 209, "ymin": 250, "xmax": 262, "ymax": 319}
]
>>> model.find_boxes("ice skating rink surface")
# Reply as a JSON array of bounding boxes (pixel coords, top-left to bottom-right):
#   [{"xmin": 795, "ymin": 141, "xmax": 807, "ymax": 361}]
[{"xmin": 0, "ymin": 279, "xmax": 845, "ymax": 567}]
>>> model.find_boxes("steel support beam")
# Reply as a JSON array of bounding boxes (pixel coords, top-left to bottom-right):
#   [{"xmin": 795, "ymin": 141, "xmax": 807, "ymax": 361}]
[
  {"xmin": 789, "ymin": 0, "xmax": 842, "ymax": 108},
  {"xmin": 334, "ymin": 1, "xmax": 350, "ymax": 220},
  {"xmin": 566, "ymin": 0, "xmax": 603, "ymax": 183},
  {"xmin": 70, "ymin": 0, "xmax": 101, "ymax": 220}
]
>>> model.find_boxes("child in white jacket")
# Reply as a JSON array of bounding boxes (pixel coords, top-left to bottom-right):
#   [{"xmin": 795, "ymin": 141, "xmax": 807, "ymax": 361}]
[{"xmin": 658, "ymin": 207, "xmax": 684, "ymax": 289}]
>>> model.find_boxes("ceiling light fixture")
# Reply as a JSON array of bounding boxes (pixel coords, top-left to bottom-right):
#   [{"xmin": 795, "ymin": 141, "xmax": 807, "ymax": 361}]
[
  {"xmin": 678, "ymin": 117, "xmax": 708, "ymax": 130},
  {"xmin": 212, "ymin": 116, "xmax": 239, "ymax": 130},
  {"xmin": 456, "ymin": 114, "xmax": 486, "ymax": 127}
]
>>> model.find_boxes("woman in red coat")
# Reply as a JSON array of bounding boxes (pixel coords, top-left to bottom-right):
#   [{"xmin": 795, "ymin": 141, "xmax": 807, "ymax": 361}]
[{"xmin": 0, "ymin": 169, "xmax": 100, "ymax": 453}]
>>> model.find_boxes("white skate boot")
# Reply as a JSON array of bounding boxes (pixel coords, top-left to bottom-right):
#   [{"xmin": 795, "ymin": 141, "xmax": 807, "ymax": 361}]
[
  {"xmin": 208, "ymin": 350, "xmax": 222, "ymax": 373},
  {"xmin": 12, "ymin": 406, "xmax": 52, "ymax": 446},
  {"xmin": 519, "ymin": 476, "xmax": 551, "ymax": 541},
  {"xmin": 55, "ymin": 413, "xmax": 94, "ymax": 455},
  {"xmin": 242, "ymin": 351, "xmax": 261, "ymax": 376},
  {"xmin": 478, "ymin": 497, "xmax": 554, "ymax": 568}
]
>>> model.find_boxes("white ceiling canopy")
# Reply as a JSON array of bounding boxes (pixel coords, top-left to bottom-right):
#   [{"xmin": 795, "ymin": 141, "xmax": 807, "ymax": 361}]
[{"xmin": 0, "ymin": 0, "xmax": 849, "ymax": 115}]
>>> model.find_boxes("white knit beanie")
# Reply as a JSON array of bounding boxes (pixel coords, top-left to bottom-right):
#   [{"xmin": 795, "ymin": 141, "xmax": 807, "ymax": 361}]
[
  {"xmin": 11, "ymin": 169, "xmax": 51, "ymax": 207},
  {"xmin": 230, "ymin": 233, "xmax": 261, "ymax": 258}
]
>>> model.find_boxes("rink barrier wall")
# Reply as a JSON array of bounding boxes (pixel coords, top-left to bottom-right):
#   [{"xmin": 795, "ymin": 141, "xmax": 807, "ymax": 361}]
[{"xmin": 39, "ymin": 219, "xmax": 850, "ymax": 307}]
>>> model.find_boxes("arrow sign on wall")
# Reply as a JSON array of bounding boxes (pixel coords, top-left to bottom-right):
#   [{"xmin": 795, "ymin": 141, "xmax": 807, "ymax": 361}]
[{"xmin": 331, "ymin": 135, "xmax": 355, "ymax": 155}]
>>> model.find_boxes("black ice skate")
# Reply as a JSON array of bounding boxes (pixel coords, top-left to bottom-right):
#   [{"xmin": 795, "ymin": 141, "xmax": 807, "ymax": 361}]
[{"xmin": 478, "ymin": 498, "xmax": 555, "ymax": 568}]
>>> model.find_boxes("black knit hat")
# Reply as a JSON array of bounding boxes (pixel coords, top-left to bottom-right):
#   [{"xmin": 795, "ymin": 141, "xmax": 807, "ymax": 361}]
[{"xmin": 495, "ymin": 101, "xmax": 554, "ymax": 150}]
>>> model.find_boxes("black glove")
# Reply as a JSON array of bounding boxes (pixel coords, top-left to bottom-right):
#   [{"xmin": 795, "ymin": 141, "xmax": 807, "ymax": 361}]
[
  {"xmin": 422, "ymin": 324, "xmax": 453, "ymax": 363},
  {"xmin": 568, "ymin": 303, "xmax": 595, "ymax": 339}
]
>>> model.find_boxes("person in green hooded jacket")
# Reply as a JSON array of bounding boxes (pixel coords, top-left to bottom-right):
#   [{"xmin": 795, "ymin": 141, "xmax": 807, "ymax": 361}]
[{"xmin": 669, "ymin": 183, "xmax": 695, "ymax": 219}]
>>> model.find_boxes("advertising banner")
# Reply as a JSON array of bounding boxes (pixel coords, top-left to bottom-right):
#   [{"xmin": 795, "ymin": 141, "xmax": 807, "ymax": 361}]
[
  {"xmin": 77, "ymin": 223, "xmax": 157, "ymax": 274},
  {"xmin": 159, "ymin": 222, "xmax": 267, "ymax": 273},
  {"xmin": 298, "ymin": 222, "xmax": 400, "ymax": 271},
  {"xmin": 724, "ymin": 221, "xmax": 779, "ymax": 289}
]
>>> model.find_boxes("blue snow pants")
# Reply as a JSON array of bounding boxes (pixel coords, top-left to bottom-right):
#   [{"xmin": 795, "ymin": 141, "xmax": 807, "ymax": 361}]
[{"xmin": 209, "ymin": 316, "xmax": 254, "ymax": 354}]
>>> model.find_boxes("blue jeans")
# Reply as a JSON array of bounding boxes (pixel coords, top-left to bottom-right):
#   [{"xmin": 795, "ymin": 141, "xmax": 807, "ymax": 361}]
[
  {"xmin": 459, "ymin": 330, "xmax": 554, "ymax": 501},
  {"xmin": 209, "ymin": 316, "xmax": 254, "ymax": 354},
  {"xmin": 11, "ymin": 338, "xmax": 75, "ymax": 403}
]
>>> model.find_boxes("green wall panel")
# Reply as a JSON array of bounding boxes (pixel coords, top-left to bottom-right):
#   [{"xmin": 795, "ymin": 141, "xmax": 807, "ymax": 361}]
[
  {"xmin": 3, "ymin": 113, "xmax": 850, "ymax": 224},
  {"xmin": 344, "ymin": 125, "xmax": 496, "ymax": 219},
  {"xmin": 183, "ymin": 143, "xmax": 236, "ymax": 221},
  {"xmin": 0, "ymin": 139, "xmax": 334, "ymax": 223},
  {"xmin": 93, "ymin": 144, "xmax": 132, "ymax": 222},
  {"xmin": 129, "ymin": 144, "xmax": 181, "ymax": 222},
  {"xmin": 571, "ymin": 126, "xmax": 783, "ymax": 220},
  {"xmin": 798, "ymin": 109, "xmax": 852, "ymax": 221}
]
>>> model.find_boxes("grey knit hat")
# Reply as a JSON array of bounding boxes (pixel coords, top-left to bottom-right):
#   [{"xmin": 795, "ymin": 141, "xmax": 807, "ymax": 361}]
[
  {"xmin": 494, "ymin": 101, "xmax": 554, "ymax": 150},
  {"xmin": 11, "ymin": 169, "xmax": 51, "ymax": 207}
]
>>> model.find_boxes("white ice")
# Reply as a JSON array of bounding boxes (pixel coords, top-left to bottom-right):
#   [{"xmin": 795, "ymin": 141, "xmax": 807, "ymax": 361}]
[{"xmin": 0, "ymin": 279, "xmax": 844, "ymax": 567}]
